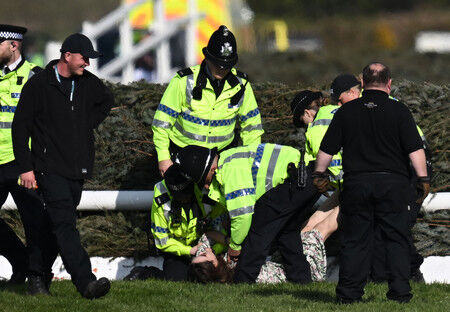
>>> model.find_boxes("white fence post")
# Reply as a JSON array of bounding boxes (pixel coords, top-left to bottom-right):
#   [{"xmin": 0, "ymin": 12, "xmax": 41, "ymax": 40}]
[
  {"xmin": 154, "ymin": 0, "xmax": 171, "ymax": 83},
  {"xmin": 82, "ymin": 21, "xmax": 99, "ymax": 75},
  {"xmin": 185, "ymin": 0, "xmax": 198, "ymax": 67},
  {"xmin": 119, "ymin": 16, "xmax": 134, "ymax": 84}
]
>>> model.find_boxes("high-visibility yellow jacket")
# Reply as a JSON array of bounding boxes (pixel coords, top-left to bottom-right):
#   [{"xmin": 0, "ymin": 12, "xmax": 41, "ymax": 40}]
[
  {"xmin": 208, "ymin": 143, "xmax": 300, "ymax": 250},
  {"xmin": 151, "ymin": 180, "xmax": 227, "ymax": 256},
  {"xmin": 0, "ymin": 59, "xmax": 40, "ymax": 164},
  {"xmin": 304, "ymin": 104, "xmax": 343, "ymax": 187},
  {"xmin": 152, "ymin": 64, "xmax": 263, "ymax": 161}
]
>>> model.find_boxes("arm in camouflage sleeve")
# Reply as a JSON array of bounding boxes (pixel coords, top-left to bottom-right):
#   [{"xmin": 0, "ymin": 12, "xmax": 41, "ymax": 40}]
[{"xmin": 152, "ymin": 75, "xmax": 183, "ymax": 162}]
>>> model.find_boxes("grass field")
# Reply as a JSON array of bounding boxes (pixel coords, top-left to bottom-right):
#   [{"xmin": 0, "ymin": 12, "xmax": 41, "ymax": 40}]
[{"xmin": 0, "ymin": 280, "xmax": 449, "ymax": 312}]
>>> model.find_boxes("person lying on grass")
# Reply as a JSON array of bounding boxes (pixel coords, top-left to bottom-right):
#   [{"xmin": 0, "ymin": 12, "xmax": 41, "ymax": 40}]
[{"xmin": 187, "ymin": 200, "xmax": 339, "ymax": 284}]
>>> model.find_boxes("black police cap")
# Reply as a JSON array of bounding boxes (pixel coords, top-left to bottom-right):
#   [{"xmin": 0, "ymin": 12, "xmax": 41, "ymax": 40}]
[
  {"xmin": 202, "ymin": 25, "xmax": 238, "ymax": 69},
  {"xmin": 290, "ymin": 90, "xmax": 322, "ymax": 128},
  {"xmin": 175, "ymin": 145, "xmax": 218, "ymax": 187},
  {"xmin": 0, "ymin": 24, "xmax": 27, "ymax": 41},
  {"xmin": 60, "ymin": 33, "xmax": 102, "ymax": 59},
  {"xmin": 330, "ymin": 74, "xmax": 360, "ymax": 102}
]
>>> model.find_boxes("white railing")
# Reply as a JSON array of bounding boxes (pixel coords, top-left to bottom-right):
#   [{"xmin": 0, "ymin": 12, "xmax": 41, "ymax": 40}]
[
  {"xmin": 2, "ymin": 191, "xmax": 449, "ymax": 212},
  {"xmin": 46, "ymin": 0, "xmax": 203, "ymax": 84}
]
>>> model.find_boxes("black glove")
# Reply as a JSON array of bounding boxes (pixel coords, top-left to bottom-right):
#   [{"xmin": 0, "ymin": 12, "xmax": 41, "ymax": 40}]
[
  {"xmin": 416, "ymin": 176, "xmax": 430, "ymax": 205},
  {"xmin": 311, "ymin": 171, "xmax": 329, "ymax": 194}
]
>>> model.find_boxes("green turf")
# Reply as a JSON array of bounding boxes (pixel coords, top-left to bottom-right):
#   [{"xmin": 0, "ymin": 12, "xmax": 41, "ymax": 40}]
[{"xmin": 0, "ymin": 280, "xmax": 449, "ymax": 312}]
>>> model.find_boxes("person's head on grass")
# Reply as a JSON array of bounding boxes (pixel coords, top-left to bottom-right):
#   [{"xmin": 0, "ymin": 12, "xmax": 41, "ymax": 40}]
[{"xmin": 187, "ymin": 248, "xmax": 233, "ymax": 283}]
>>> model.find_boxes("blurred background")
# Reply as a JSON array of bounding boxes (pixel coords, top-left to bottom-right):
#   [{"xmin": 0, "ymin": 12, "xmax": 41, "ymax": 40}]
[{"xmin": 1, "ymin": 0, "xmax": 449, "ymax": 85}]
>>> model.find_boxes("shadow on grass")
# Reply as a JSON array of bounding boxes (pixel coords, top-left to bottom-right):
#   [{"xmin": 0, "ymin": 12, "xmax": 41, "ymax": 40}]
[{"xmin": 249, "ymin": 287, "xmax": 336, "ymax": 303}]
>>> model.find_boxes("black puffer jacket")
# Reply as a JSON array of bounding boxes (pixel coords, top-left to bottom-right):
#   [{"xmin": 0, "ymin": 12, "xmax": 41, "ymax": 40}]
[{"xmin": 12, "ymin": 60, "xmax": 113, "ymax": 179}]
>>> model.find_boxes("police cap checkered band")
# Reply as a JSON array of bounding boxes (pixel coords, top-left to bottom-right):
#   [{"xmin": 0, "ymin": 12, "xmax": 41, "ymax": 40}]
[{"xmin": 0, "ymin": 24, "xmax": 27, "ymax": 41}]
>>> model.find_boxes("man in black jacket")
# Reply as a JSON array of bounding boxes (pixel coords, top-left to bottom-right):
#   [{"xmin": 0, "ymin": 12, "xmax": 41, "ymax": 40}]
[
  {"xmin": 313, "ymin": 63, "xmax": 429, "ymax": 303},
  {"xmin": 12, "ymin": 33, "xmax": 114, "ymax": 299}
]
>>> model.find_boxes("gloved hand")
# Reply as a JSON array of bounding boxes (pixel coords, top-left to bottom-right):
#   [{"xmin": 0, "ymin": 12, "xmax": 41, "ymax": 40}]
[
  {"xmin": 311, "ymin": 171, "xmax": 329, "ymax": 194},
  {"xmin": 227, "ymin": 247, "xmax": 241, "ymax": 264},
  {"xmin": 416, "ymin": 176, "xmax": 430, "ymax": 205}
]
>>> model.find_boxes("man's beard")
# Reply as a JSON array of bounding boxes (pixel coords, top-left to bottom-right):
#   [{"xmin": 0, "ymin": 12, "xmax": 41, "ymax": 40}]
[{"xmin": 0, "ymin": 56, "xmax": 8, "ymax": 67}]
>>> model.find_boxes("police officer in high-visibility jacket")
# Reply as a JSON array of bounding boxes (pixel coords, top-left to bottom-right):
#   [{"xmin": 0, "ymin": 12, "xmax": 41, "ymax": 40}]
[
  {"xmin": 290, "ymin": 90, "xmax": 344, "ymax": 238},
  {"xmin": 0, "ymin": 24, "xmax": 54, "ymax": 294},
  {"xmin": 291, "ymin": 90, "xmax": 343, "ymax": 187},
  {"xmin": 150, "ymin": 163, "xmax": 226, "ymax": 281},
  {"xmin": 174, "ymin": 144, "xmax": 320, "ymax": 283},
  {"xmin": 152, "ymin": 25, "xmax": 264, "ymax": 176}
]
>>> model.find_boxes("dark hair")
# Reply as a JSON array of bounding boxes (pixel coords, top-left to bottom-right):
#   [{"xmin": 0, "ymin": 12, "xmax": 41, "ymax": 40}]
[
  {"xmin": 187, "ymin": 256, "xmax": 233, "ymax": 284},
  {"xmin": 362, "ymin": 62, "xmax": 391, "ymax": 87}
]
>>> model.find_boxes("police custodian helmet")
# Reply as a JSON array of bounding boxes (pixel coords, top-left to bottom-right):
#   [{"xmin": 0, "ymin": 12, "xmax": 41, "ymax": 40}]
[{"xmin": 202, "ymin": 25, "xmax": 238, "ymax": 69}]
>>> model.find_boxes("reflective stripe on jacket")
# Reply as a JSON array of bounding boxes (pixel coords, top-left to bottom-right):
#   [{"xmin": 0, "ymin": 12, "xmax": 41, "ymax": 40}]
[
  {"xmin": 152, "ymin": 64, "xmax": 263, "ymax": 161},
  {"xmin": 208, "ymin": 143, "xmax": 300, "ymax": 250},
  {"xmin": 151, "ymin": 180, "xmax": 207, "ymax": 257},
  {"xmin": 304, "ymin": 104, "xmax": 343, "ymax": 186},
  {"xmin": 0, "ymin": 60, "xmax": 38, "ymax": 164}
]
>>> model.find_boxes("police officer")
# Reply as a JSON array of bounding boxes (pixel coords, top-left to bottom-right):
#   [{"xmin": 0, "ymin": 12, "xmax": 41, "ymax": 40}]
[
  {"xmin": 314, "ymin": 63, "xmax": 429, "ymax": 303},
  {"xmin": 290, "ymin": 90, "xmax": 343, "ymax": 235},
  {"xmin": 329, "ymin": 73, "xmax": 430, "ymax": 283},
  {"xmin": 152, "ymin": 25, "xmax": 264, "ymax": 176},
  {"xmin": 291, "ymin": 90, "xmax": 343, "ymax": 186},
  {"xmin": 125, "ymin": 163, "xmax": 225, "ymax": 281},
  {"xmin": 174, "ymin": 144, "xmax": 320, "ymax": 283},
  {"xmin": 150, "ymin": 163, "xmax": 210, "ymax": 281},
  {"xmin": 0, "ymin": 24, "xmax": 55, "ymax": 294}
]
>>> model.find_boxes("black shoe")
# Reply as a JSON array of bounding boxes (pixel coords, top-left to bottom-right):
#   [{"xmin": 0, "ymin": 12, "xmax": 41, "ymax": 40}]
[
  {"xmin": 45, "ymin": 273, "xmax": 54, "ymax": 290},
  {"xmin": 336, "ymin": 297, "xmax": 362, "ymax": 304},
  {"xmin": 28, "ymin": 275, "xmax": 51, "ymax": 295},
  {"xmin": 7, "ymin": 271, "xmax": 26, "ymax": 285},
  {"xmin": 82, "ymin": 278, "xmax": 110, "ymax": 299},
  {"xmin": 411, "ymin": 269, "xmax": 425, "ymax": 283}
]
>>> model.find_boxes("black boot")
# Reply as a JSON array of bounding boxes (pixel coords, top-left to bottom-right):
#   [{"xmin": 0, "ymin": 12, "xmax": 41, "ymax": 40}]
[
  {"xmin": 7, "ymin": 271, "xmax": 26, "ymax": 285},
  {"xmin": 28, "ymin": 275, "xmax": 51, "ymax": 295},
  {"xmin": 82, "ymin": 277, "xmax": 110, "ymax": 299},
  {"xmin": 45, "ymin": 272, "xmax": 54, "ymax": 290}
]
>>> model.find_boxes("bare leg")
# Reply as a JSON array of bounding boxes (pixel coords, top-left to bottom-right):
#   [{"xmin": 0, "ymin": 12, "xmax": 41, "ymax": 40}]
[
  {"xmin": 314, "ymin": 206, "xmax": 339, "ymax": 241},
  {"xmin": 302, "ymin": 190, "xmax": 340, "ymax": 233}
]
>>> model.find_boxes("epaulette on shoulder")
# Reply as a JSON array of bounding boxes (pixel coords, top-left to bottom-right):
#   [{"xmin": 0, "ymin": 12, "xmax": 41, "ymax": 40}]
[
  {"xmin": 155, "ymin": 193, "xmax": 170, "ymax": 206},
  {"xmin": 31, "ymin": 66, "xmax": 43, "ymax": 74},
  {"xmin": 235, "ymin": 70, "xmax": 249, "ymax": 81},
  {"xmin": 177, "ymin": 67, "xmax": 193, "ymax": 77}
]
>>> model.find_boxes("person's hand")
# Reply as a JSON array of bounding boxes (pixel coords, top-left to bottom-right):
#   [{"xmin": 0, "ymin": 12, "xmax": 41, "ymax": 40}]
[
  {"xmin": 227, "ymin": 247, "xmax": 240, "ymax": 264},
  {"xmin": 416, "ymin": 176, "xmax": 430, "ymax": 205},
  {"xmin": 311, "ymin": 171, "xmax": 329, "ymax": 194},
  {"xmin": 19, "ymin": 171, "xmax": 37, "ymax": 189},
  {"xmin": 190, "ymin": 245, "xmax": 199, "ymax": 256},
  {"xmin": 158, "ymin": 159, "xmax": 173, "ymax": 177}
]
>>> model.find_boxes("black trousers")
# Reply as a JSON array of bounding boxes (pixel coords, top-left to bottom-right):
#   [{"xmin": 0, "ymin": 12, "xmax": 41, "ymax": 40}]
[
  {"xmin": 162, "ymin": 253, "xmax": 190, "ymax": 281},
  {"xmin": 233, "ymin": 169, "xmax": 319, "ymax": 283},
  {"xmin": 36, "ymin": 173, "xmax": 96, "ymax": 293},
  {"xmin": 370, "ymin": 184, "xmax": 424, "ymax": 281},
  {"xmin": 336, "ymin": 173, "xmax": 413, "ymax": 303},
  {"xmin": 0, "ymin": 161, "xmax": 54, "ymax": 277}
]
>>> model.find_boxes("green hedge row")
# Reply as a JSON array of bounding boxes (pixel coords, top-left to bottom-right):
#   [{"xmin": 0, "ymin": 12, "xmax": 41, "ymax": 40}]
[{"xmin": 85, "ymin": 79, "xmax": 449, "ymax": 192}]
